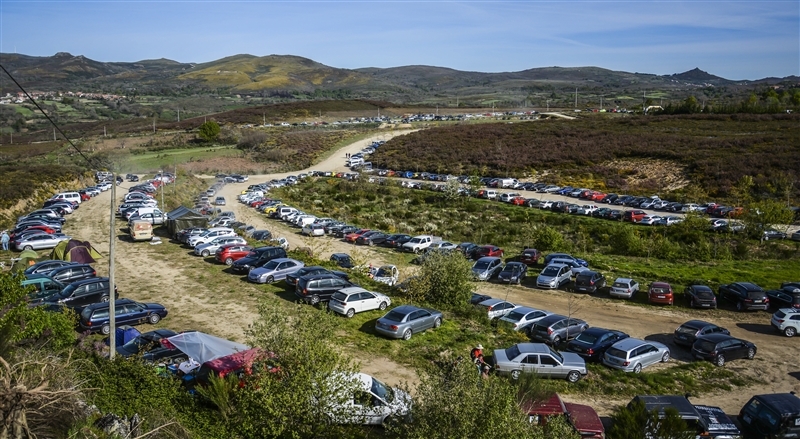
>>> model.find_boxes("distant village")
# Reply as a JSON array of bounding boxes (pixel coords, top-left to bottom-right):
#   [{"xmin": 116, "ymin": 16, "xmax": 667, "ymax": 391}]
[{"xmin": 0, "ymin": 91, "xmax": 125, "ymax": 105}]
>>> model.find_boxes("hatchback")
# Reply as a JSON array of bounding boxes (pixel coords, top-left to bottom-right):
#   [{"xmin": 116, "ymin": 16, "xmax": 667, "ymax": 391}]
[
  {"xmin": 529, "ymin": 315, "xmax": 589, "ymax": 345},
  {"xmin": 497, "ymin": 262, "xmax": 528, "ymax": 284},
  {"xmin": 472, "ymin": 257, "xmax": 503, "ymax": 281},
  {"xmin": 684, "ymin": 285, "xmax": 718, "ymax": 309},
  {"xmin": 475, "ymin": 298, "xmax": 518, "ymax": 320},
  {"xmin": 573, "ymin": 271, "xmax": 606, "ymax": 294},
  {"xmin": 609, "ymin": 278, "xmax": 640, "ymax": 299},
  {"xmin": 375, "ymin": 305, "xmax": 443, "ymax": 340},
  {"xmin": 519, "ymin": 248, "xmax": 541, "ymax": 266},
  {"xmin": 498, "ymin": 307, "xmax": 552, "ymax": 333},
  {"xmin": 79, "ymin": 299, "xmax": 168, "ymax": 335},
  {"xmin": 566, "ymin": 328, "xmax": 629, "ymax": 362},
  {"xmin": 648, "ymin": 282, "xmax": 674, "ymax": 305},
  {"xmin": 673, "ymin": 320, "xmax": 730, "ymax": 348},
  {"xmin": 215, "ymin": 244, "xmax": 254, "ymax": 266},
  {"xmin": 536, "ymin": 263, "xmax": 572, "ymax": 289},
  {"xmin": 602, "ymin": 338, "xmax": 670, "ymax": 373},
  {"xmin": 692, "ymin": 334, "xmax": 756, "ymax": 366},
  {"xmin": 328, "ymin": 287, "xmax": 391, "ymax": 318}
]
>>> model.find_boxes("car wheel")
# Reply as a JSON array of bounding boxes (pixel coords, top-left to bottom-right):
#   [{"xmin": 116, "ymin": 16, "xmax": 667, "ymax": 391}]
[
  {"xmin": 23, "ymin": 245, "xmax": 32, "ymax": 250},
  {"xmin": 310, "ymin": 295, "xmax": 320, "ymax": 306},
  {"xmin": 202, "ymin": 250, "xmax": 210, "ymax": 257},
  {"xmin": 225, "ymin": 257, "xmax": 234, "ymax": 266},
  {"xmin": 101, "ymin": 325, "xmax": 111, "ymax": 335},
  {"xmin": 715, "ymin": 355, "xmax": 725, "ymax": 367},
  {"xmin": 266, "ymin": 276, "xmax": 274, "ymax": 284},
  {"xmin": 101, "ymin": 296, "xmax": 109, "ymax": 303},
  {"xmin": 511, "ymin": 370, "xmax": 521, "ymax": 380},
  {"xmin": 369, "ymin": 240, "xmax": 374, "ymax": 246},
  {"xmin": 552, "ymin": 335, "xmax": 562, "ymax": 346},
  {"xmin": 785, "ymin": 327, "xmax": 797, "ymax": 337},
  {"xmin": 661, "ymin": 352, "xmax": 670, "ymax": 362},
  {"xmin": 433, "ymin": 318, "xmax": 442, "ymax": 329},
  {"xmin": 633, "ymin": 363, "xmax": 642, "ymax": 374},
  {"xmin": 747, "ymin": 348, "xmax": 755, "ymax": 359},
  {"xmin": 346, "ymin": 308, "xmax": 355, "ymax": 318},
  {"xmin": 379, "ymin": 301, "xmax": 388, "ymax": 310},
  {"xmin": 148, "ymin": 314, "xmax": 161, "ymax": 324},
  {"xmin": 689, "ymin": 299, "xmax": 694, "ymax": 308},
  {"xmin": 402, "ymin": 329, "xmax": 412, "ymax": 340},
  {"xmin": 566, "ymin": 370, "xmax": 581, "ymax": 383}
]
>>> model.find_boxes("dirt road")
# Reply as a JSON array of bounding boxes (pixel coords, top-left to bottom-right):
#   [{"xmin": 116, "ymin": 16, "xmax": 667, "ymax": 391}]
[{"xmin": 63, "ymin": 128, "xmax": 798, "ymax": 418}]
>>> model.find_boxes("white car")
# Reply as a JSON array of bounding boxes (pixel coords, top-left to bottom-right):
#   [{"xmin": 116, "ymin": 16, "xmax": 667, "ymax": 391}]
[
  {"xmin": 328, "ymin": 287, "xmax": 392, "ymax": 318},
  {"xmin": 609, "ymin": 278, "xmax": 640, "ymax": 299},
  {"xmin": 301, "ymin": 223, "xmax": 326, "ymax": 236},
  {"xmin": 475, "ymin": 298, "xmax": 518, "ymax": 320},
  {"xmin": 539, "ymin": 200, "xmax": 554, "ymax": 209},
  {"xmin": 577, "ymin": 205, "xmax": 598, "ymax": 215},
  {"xmin": 323, "ymin": 372, "xmax": 411, "ymax": 425},
  {"xmin": 194, "ymin": 236, "xmax": 246, "ymax": 257},
  {"xmin": 638, "ymin": 215, "xmax": 662, "ymax": 225}
]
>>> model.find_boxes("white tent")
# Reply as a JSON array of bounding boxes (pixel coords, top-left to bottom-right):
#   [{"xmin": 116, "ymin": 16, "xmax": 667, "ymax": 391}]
[{"xmin": 166, "ymin": 332, "xmax": 249, "ymax": 364}]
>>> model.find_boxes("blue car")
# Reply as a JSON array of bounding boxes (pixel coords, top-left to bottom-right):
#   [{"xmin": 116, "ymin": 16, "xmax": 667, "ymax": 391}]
[
  {"xmin": 543, "ymin": 253, "xmax": 588, "ymax": 268},
  {"xmin": 79, "ymin": 298, "xmax": 168, "ymax": 335},
  {"xmin": 565, "ymin": 328, "xmax": 629, "ymax": 362}
]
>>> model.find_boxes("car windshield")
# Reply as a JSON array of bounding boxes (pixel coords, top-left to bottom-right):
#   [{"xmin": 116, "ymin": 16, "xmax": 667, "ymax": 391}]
[
  {"xmin": 504, "ymin": 345, "xmax": 521, "ymax": 360},
  {"xmin": 542, "ymin": 266, "xmax": 560, "ymax": 276},
  {"xmin": 375, "ymin": 268, "xmax": 392, "ymax": 277},
  {"xmin": 331, "ymin": 292, "xmax": 348, "ymax": 302},
  {"xmin": 263, "ymin": 260, "xmax": 280, "ymax": 270},
  {"xmin": 57, "ymin": 283, "xmax": 76, "ymax": 298},
  {"xmin": 606, "ymin": 347, "xmax": 627, "ymax": 359},
  {"xmin": 612, "ymin": 282, "xmax": 628, "ymax": 288},
  {"xmin": 504, "ymin": 311, "xmax": 525, "ymax": 322},
  {"xmin": 474, "ymin": 261, "xmax": 490, "ymax": 270},
  {"xmin": 548, "ymin": 347, "xmax": 564, "ymax": 363},
  {"xmin": 383, "ymin": 311, "xmax": 406, "ymax": 322},
  {"xmin": 676, "ymin": 325, "xmax": 699, "ymax": 335},
  {"xmin": 575, "ymin": 332, "xmax": 599, "ymax": 344},
  {"xmin": 651, "ymin": 288, "xmax": 669, "ymax": 294},
  {"xmin": 121, "ymin": 336, "xmax": 153, "ymax": 354},
  {"xmin": 371, "ymin": 377, "xmax": 394, "ymax": 403}
]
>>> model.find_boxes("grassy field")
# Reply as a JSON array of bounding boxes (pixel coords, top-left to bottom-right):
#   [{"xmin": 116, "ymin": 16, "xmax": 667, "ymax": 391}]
[{"xmin": 119, "ymin": 146, "xmax": 244, "ymax": 173}]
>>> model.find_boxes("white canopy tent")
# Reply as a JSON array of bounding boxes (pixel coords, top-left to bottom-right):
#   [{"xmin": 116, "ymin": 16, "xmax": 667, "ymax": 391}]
[{"xmin": 166, "ymin": 332, "xmax": 249, "ymax": 365}]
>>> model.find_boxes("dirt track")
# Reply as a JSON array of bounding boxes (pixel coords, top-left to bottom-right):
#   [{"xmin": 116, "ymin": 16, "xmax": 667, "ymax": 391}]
[{"xmin": 63, "ymin": 127, "xmax": 798, "ymax": 417}]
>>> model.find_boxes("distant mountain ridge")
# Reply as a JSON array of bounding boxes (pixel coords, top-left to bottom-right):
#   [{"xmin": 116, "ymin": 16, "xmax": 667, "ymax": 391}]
[{"xmin": 0, "ymin": 52, "xmax": 795, "ymax": 102}]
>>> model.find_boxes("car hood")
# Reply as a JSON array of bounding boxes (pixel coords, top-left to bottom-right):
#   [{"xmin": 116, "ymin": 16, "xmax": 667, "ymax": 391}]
[
  {"xmin": 249, "ymin": 267, "xmax": 275, "ymax": 276},
  {"xmin": 234, "ymin": 256, "xmax": 259, "ymax": 266},
  {"xmin": 497, "ymin": 271, "xmax": 519, "ymax": 279},
  {"xmin": 537, "ymin": 274, "xmax": 558, "ymax": 282}
]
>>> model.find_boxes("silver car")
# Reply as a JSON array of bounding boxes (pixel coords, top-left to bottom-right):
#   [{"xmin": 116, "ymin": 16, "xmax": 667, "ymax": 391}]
[
  {"xmin": 472, "ymin": 257, "xmax": 503, "ymax": 281},
  {"xmin": 602, "ymin": 338, "xmax": 670, "ymax": 373},
  {"xmin": 529, "ymin": 314, "xmax": 589, "ymax": 345},
  {"xmin": 609, "ymin": 278, "xmax": 640, "ymax": 299},
  {"xmin": 375, "ymin": 305, "xmax": 443, "ymax": 340},
  {"xmin": 492, "ymin": 343, "xmax": 587, "ymax": 382},
  {"xmin": 14, "ymin": 233, "xmax": 70, "ymax": 251},
  {"xmin": 536, "ymin": 263, "xmax": 572, "ymax": 289},
  {"xmin": 194, "ymin": 236, "xmax": 247, "ymax": 257},
  {"xmin": 498, "ymin": 307, "xmax": 552, "ymax": 334},
  {"xmin": 549, "ymin": 258, "xmax": 589, "ymax": 276},
  {"xmin": 248, "ymin": 258, "xmax": 305, "ymax": 284},
  {"xmin": 475, "ymin": 298, "xmax": 518, "ymax": 320}
]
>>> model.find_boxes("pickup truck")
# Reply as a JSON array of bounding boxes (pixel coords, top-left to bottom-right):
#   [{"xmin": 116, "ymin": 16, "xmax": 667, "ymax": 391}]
[{"xmin": 401, "ymin": 235, "xmax": 441, "ymax": 253}]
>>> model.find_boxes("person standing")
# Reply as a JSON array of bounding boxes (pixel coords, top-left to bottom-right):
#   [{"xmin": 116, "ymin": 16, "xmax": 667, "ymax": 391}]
[{"xmin": 1, "ymin": 230, "xmax": 9, "ymax": 251}]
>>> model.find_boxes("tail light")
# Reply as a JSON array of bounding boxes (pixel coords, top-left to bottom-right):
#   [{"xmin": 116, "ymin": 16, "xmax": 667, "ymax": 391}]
[
  {"xmin": 776, "ymin": 319, "xmax": 785, "ymax": 323},
  {"xmin": 302, "ymin": 289, "xmax": 308, "ymax": 296},
  {"xmin": 547, "ymin": 328, "xmax": 553, "ymax": 335},
  {"xmin": 590, "ymin": 280, "xmax": 595, "ymax": 285},
  {"xmin": 622, "ymin": 361, "xmax": 629, "ymax": 366},
  {"xmin": 586, "ymin": 348, "xmax": 594, "ymax": 356},
  {"xmin": 487, "ymin": 306, "xmax": 494, "ymax": 311},
  {"xmin": 390, "ymin": 325, "xmax": 398, "ymax": 330}
]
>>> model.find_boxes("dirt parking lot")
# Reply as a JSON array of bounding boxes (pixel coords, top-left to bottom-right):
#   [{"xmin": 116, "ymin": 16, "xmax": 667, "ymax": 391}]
[{"xmin": 65, "ymin": 130, "xmax": 799, "ymax": 417}]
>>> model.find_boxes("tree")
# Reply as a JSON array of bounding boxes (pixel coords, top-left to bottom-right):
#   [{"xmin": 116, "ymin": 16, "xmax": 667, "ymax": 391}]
[
  {"xmin": 441, "ymin": 177, "xmax": 462, "ymax": 202},
  {"xmin": 741, "ymin": 199, "xmax": 795, "ymax": 240},
  {"xmin": 198, "ymin": 120, "xmax": 221, "ymax": 142},
  {"xmin": 406, "ymin": 251, "xmax": 474, "ymax": 312},
  {"xmin": 608, "ymin": 399, "xmax": 695, "ymax": 439}
]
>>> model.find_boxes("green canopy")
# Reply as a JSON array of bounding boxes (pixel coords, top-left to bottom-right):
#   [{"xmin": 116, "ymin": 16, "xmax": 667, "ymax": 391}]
[{"xmin": 10, "ymin": 249, "xmax": 40, "ymax": 272}]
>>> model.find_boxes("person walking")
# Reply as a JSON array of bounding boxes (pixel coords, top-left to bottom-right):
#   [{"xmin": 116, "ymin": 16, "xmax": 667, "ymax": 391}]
[{"xmin": 1, "ymin": 230, "xmax": 9, "ymax": 251}]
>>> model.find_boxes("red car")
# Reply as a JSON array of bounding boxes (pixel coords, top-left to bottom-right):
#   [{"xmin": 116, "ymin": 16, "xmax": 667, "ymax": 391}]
[
  {"xmin": 648, "ymin": 282, "xmax": 674, "ymax": 305},
  {"xmin": 79, "ymin": 192, "xmax": 91, "ymax": 201},
  {"xmin": 10, "ymin": 225, "xmax": 57, "ymax": 240},
  {"xmin": 344, "ymin": 229, "xmax": 371, "ymax": 243},
  {"xmin": 510, "ymin": 196, "xmax": 527, "ymax": 206},
  {"xmin": 215, "ymin": 244, "xmax": 254, "ymax": 266},
  {"xmin": 250, "ymin": 199, "xmax": 265, "ymax": 208},
  {"xmin": 590, "ymin": 192, "xmax": 606, "ymax": 202},
  {"xmin": 623, "ymin": 210, "xmax": 647, "ymax": 222},
  {"xmin": 475, "ymin": 245, "xmax": 504, "ymax": 258},
  {"xmin": 519, "ymin": 248, "xmax": 541, "ymax": 266}
]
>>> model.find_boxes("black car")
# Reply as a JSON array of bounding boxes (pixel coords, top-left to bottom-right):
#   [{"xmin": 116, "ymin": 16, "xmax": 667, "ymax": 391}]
[
  {"xmin": 496, "ymin": 262, "xmax": 527, "ymax": 284},
  {"xmin": 23, "ymin": 260, "xmax": 77, "ymax": 276},
  {"xmin": 573, "ymin": 271, "xmax": 606, "ymax": 294},
  {"xmin": 230, "ymin": 246, "xmax": 287, "ymax": 274},
  {"xmin": 673, "ymin": 320, "xmax": 730, "ymax": 348},
  {"xmin": 333, "ymin": 226, "xmax": 360, "ymax": 239},
  {"xmin": 79, "ymin": 298, "xmax": 168, "ymax": 335},
  {"xmin": 250, "ymin": 230, "xmax": 273, "ymax": 241},
  {"xmin": 285, "ymin": 266, "xmax": 349, "ymax": 287},
  {"xmin": 766, "ymin": 285, "xmax": 800, "ymax": 309},
  {"xmin": 718, "ymin": 282, "xmax": 769, "ymax": 311},
  {"xmin": 470, "ymin": 293, "xmax": 492, "ymax": 305},
  {"xmin": 383, "ymin": 234, "xmax": 413, "ymax": 249},
  {"xmin": 456, "ymin": 242, "xmax": 480, "ymax": 259},
  {"xmin": 692, "ymin": 333, "xmax": 757, "ymax": 366},
  {"xmin": 295, "ymin": 273, "xmax": 355, "ymax": 305},
  {"xmin": 685, "ymin": 285, "xmax": 718, "ymax": 309},
  {"xmin": 329, "ymin": 253, "xmax": 354, "ymax": 269},
  {"xmin": 355, "ymin": 231, "xmax": 387, "ymax": 246},
  {"xmin": 39, "ymin": 277, "xmax": 118, "ymax": 311},
  {"xmin": 28, "ymin": 263, "xmax": 96, "ymax": 285},
  {"xmin": 739, "ymin": 393, "xmax": 800, "ymax": 438},
  {"xmin": 116, "ymin": 329, "xmax": 188, "ymax": 364},
  {"xmin": 566, "ymin": 327, "xmax": 629, "ymax": 362}
]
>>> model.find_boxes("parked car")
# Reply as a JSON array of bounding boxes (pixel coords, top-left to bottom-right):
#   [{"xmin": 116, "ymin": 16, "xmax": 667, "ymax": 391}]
[
  {"xmin": 285, "ymin": 266, "xmax": 349, "ymax": 288},
  {"xmin": 673, "ymin": 320, "xmax": 730, "ymax": 348},
  {"xmin": 215, "ymin": 244, "xmax": 254, "ymax": 266},
  {"xmin": 356, "ymin": 231, "xmax": 388, "ymax": 246},
  {"xmin": 295, "ymin": 273, "xmax": 355, "ymax": 305},
  {"xmin": 248, "ymin": 258, "xmax": 304, "ymax": 284},
  {"xmin": 738, "ymin": 393, "xmax": 800, "ymax": 438},
  {"xmin": 519, "ymin": 248, "xmax": 541, "ymax": 266},
  {"xmin": 474, "ymin": 298, "xmax": 518, "ymax": 320},
  {"xmin": 456, "ymin": 242, "xmax": 480, "ymax": 259},
  {"xmin": 374, "ymin": 305, "xmax": 443, "ymax": 340},
  {"xmin": 23, "ymin": 260, "xmax": 76, "ymax": 277},
  {"xmin": 301, "ymin": 223, "xmax": 326, "ymax": 237},
  {"xmin": 230, "ymin": 246, "xmax": 288, "ymax": 274},
  {"xmin": 524, "ymin": 393, "xmax": 605, "ymax": 439},
  {"xmin": 383, "ymin": 234, "xmax": 413, "ymax": 249},
  {"xmin": 609, "ymin": 278, "xmax": 640, "ymax": 299},
  {"xmin": 648, "ymin": 282, "xmax": 674, "ymax": 305},
  {"xmin": 573, "ymin": 271, "xmax": 606, "ymax": 294},
  {"xmin": 692, "ymin": 334, "xmax": 756, "ymax": 366},
  {"xmin": 771, "ymin": 308, "xmax": 800, "ymax": 337},
  {"xmin": 718, "ymin": 282, "xmax": 769, "ymax": 311},
  {"xmin": 766, "ymin": 284, "xmax": 800, "ymax": 309},
  {"xmin": 536, "ymin": 263, "xmax": 572, "ymax": 289},
  {"xmin": 330, "ymin": 253, "xmax": 354, "ymax": 269},
  {"xmin": 684, "ymin": 284, "xmax": 718, "ymax": 309},
  {"xmin": 38, "ymin": 276, "xmax": 118, "ymax": 311},
  {"xmin": 27, "ymin": 263, "xmax": 96, "ymax": 285},
  {"xmin": 322, "ymin": 372, "xmax": 412, "ymax": 426},
  {"xmin": 496, "ymin": 262, "xmax": 527, "ymax": 284},
  {"xmin": 214, "ymin": 196, "xmax": 226, "ymax": 206},
  {"xmin": 472, "ymin": 257, "xmax": 503, "ymax": 281},
  {"xmin": 328, "ymin": 287, "xmax": 391, "ymax": 318},
  {"xmin": 629, "ymin": 395, "xmax": 741, "ymax": 439},
  {"xmin": 566, "ymin": 328, "xmax": 629, "ymax": 362},
  {"xmin": 498, "ymin": 307, "xmax": 552, "ymax": 333},
  {"xmin": 194, "ymin": 236, "xmax": 246, "ymax": 257},
  {"xmin": 529, "ymin": 315, "xmax": 589, "ymax": 345},
  {"xmin": 763, "ymin": 228, "xmax": 787, "ymax": 240},
  {"xmin": 602, "ymin": 338, "xmax": 670, "ymax": 373},
  {"xmin": 492, "ymin": 343, "xmax": 587, "ymax": 382},
  {"xmin": 78, "ymin": 298, "xmax": 168, "ymax": 335},
  {"xmin": 543, "ymin": 253, "xmax": 588, "ymax": 267},
  {"xmin": 116, "ymin": 329, "xmax": 189, "ymax": 364},
  {"xmin": 371, "ymin": 265, "xmax": 399, "ymax": 286},
  {"xmin": 14, "ymin": 233, "xmax": 70, "ymax": 251}
]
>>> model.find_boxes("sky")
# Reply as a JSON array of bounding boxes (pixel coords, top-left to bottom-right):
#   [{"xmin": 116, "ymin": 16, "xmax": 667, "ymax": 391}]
[{"xmin": 1, "ymin": 1, "xmax": 798, "ymax": 80}]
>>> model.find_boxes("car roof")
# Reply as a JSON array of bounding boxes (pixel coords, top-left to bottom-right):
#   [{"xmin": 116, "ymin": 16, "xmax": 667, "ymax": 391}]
[
  {"xmin": 651, "ymin": 282, "xmax": 671, "ymax": 288},
  {"xmin": 536, "ymin": 314, "xmax": 573, "ymax": 325},
  {"xmin": 733, "ymin": 282, "xmax": 762, "ymax": 290},
  {"xmin": 508, "ymin": 306, "xmax": 545, "ymax": 315},
  {"xmin": 477, "ymin": 298, "xmax": 510, "ymax": 306},
  {"xmin": 475, "ymin": 256, "xmax": 501, "ymax": 262},
  {"xmin": 689, "ymin": 285, "xmax": 713, "ymax": 292},
  {"xmin": 337, "ymin": 287, "xmax": 370, "ymax": 295},
  {"xmin": 631, "ymin": 395, "xmax": 700, "ymax": 420},
  {"xmin": 751, "ymin": 393, "xmax": 800, "ymax": 417},
  {"xmin": 503, "ymin": 262, "xmax": 526, "ymax": 267},
  {"xmin": 612, "ymin": 338, "xmax": 650, "ymax": 350},
  {"xmin": 543, "ymin": 263, "xmax": 568, "ymax": 269},
  {"xmin": 85, "ymin": 298, "xmax": 136, "ymax": 310},
  {"xmin": 581, "ymin": 327, "xmax": 622, "ymax": 336},
  {"xmin": 680, "ymin": 320, "xmax": 716, "ymax": 329},
  {"xmin": 696, "ymin": 333, "xmax": 737, "ymax": 343},
  {"xmin": 388, "ymin": 305, "xmax": 423, "ymax": 315},
  {"xmin": 511, "ymin": 343, "xmax": 550, "ymax": 354},
  {"xmin": 614, "ymin": 277, "xmax": 634, "ymax": 283},
  {"xmin": 264, "ymin": 257, "xmax": 297, "ymax": 264}
]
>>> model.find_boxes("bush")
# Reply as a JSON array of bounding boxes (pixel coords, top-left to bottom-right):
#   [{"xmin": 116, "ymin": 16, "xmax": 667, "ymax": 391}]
[{"xmin": 406, "ymin": 251, "xmax": 474, "ymax": 313}]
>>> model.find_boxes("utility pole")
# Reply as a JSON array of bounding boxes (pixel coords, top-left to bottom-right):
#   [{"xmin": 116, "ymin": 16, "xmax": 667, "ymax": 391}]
[
  {"xmin": 108, "ymin": 174, "xmax": 117, "ymax": 358},
  {"xmin": 104, "ymin": 126, "xmax": 106, "ymax": 137},
  {"xmin": 177, "ymin": 108, "xmax": 180, "ymax": 122},
  {"xmin": 53, "ymin": 128, "xmax": 56, "ymax": 141},
  {"xmin": 546, "ymin": 99, "xmax": 550, "ymax": 112},
  {"xmin": 575, "ymin": 88, "xmax": 578, "ymax": 109}
]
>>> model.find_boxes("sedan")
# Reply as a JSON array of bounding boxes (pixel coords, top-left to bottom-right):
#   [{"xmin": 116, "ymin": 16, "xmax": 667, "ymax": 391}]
[
  {"xmin": 498, "ymin": 307, "xmax": 552, "ymax": 333},
  {"xmin": 247, "ymin": 258, "xmax": 304, "ymax": 284},
  {"xmin": 492, "ymin": 343, "xmax": 587, "ymax": 383},
  {"xmin": 328, "ymin": 287, "xmax": 391, "ymax": 318},
  {"xmin": 383, "ymin": 234, "xmax": 413, "ymax": 249},
  {"xmin": 375, "ymin": 305, "xmax": 443, "ymax": 340},
  {"xmin": 691, "ymin": 334, "xmax": 756, "ymax": 367},
  {"xmin": 566, "ymin": 328, "xmax": 630, "ymax": 362},
  {"xmin": 685, "ymin": 285, "xmax": 718, "ymax": 309},
  {"xmin": 472, "ymin": 257, "xmax": 503, "ymax": 281},
  {"xmin": 673, "ymin": 320, "xmax": 730, "ymax": 348},
  {"xmin": 215, "ymin": 244, "xmax": 254, "ymax": 266},
  {"xmin": 497, "ymin": 262, "xmax": 527, "ymax": 284},
  {"xmin": 14, "ymin": 233, "xmax": 70, "ymax": 251},
  {"xmin": 602, "ymin": 338, "xmax": 670, "ymax": 373},
  {"xmin": 194, "ymin": 236, "xmax": 247, "ymax": 257},
  {"xmin": 355, "ymin": 231, "xmax": 388, "ymax": 246}
]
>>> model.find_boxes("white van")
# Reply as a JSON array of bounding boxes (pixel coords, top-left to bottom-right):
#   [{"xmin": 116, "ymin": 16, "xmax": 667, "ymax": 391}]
[
  {"xmin": 51, "ymin": 191, "xmax": 81, "ymax": 204},
  {"xmin": 347, "ymin": 157, "xmax": 364, "ymax": 167},
  {"xmin": 130, "ymin": 220, "xmax": 154, "ymax": 242}
]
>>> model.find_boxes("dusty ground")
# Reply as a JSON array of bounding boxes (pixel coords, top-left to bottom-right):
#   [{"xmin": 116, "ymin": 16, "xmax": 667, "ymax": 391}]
[{"xmin": 58, "ymin": 126, "xmax": 798, "ymax": 419}]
